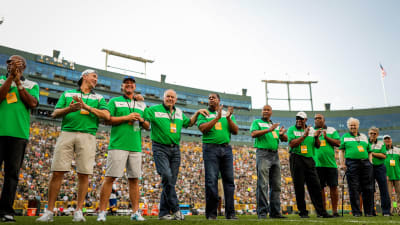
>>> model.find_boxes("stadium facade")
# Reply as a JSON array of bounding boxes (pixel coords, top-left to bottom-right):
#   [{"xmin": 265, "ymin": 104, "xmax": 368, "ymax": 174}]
[{"xmin": 1, "ymin": 45, "xmax": 399, "ymax": 145}]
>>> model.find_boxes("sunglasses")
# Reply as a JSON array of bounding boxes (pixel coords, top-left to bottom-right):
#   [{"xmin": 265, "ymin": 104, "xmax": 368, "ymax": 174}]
[{"xmin": 369, "ymin": 133, "xmax": 377, "ymax": 135}]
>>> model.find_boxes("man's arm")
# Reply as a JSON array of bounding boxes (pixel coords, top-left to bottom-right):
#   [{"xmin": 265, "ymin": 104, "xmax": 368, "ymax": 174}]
[
  {"xmin": 75, "ymin": 96, "xmax": 110, "ymax": 120},
  {"xmin": 372, "ymin": 152, "xmax": 386, "ymax": 159},
  {"xmin": 51, "ymin": 101, "xmax": 82, "ymax": 118},
  {"xmin": 251, "ymin": 123, "xmax": 279, "ymax": 138},
  {"xmin": 339, "ymin": 150, "xmax": 346, "ymax": 170},
  {"xmin": 314, "ymin": 129, "xmax": 321, "ymax": 148},
  {"xmin": 15, "ymin": 80, "xmax": 38, "ymax": 108},
  {"xmin": 289, "ymin": 127, "xmax": 310, "ymax": 148},
  {"xmin": 188, "ymin": 109, "xmax": 209, "ymax": 127},
  {"xmin": 227, "ymin": 116, "xmax": 238, "ymax": 135},
  {"xmin": 0, "ymin": 76, "xmax": 13, "ymax": 103}
]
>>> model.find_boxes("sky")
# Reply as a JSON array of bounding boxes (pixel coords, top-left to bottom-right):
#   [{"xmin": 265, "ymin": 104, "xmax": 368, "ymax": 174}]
[{"xmin": 1, "ymin": 0, "xmax": 399, "ymax": 110}]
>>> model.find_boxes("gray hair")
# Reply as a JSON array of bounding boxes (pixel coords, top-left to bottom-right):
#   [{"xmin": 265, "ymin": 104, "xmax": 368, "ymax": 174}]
[
  {"xmin": 163, "ymin": 89, "xmax": 177, "ymax": 98},
  {"xmin": 368, "ymin": 126, "xmax": 380, "ymax": 134},
  {"xmin": 347, "ymin": 117, "xmax": 360, "ymax": 129}
]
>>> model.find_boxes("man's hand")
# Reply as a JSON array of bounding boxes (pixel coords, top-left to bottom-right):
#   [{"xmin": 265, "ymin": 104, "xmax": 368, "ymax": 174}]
[
  {"xmin": 134, "ymin": 94, "xmax": 144, "ymax": 101},
  {"xmin": 269, "ymin": 123, "xmax": 280, "ymax": 132},
  {"xmin": 226, "ymin": 106, "xmax": 234, "ymax": 118},
  {"xmin": 73, "ymin": 96, "xmax": 91, "ymax": 111},
  {"xmin": 303, "ymin": 127, "xmax": 310, "ymax": 137},
  {"xmin": 198, "ymin": 109, "xmax": 209, "ymax": 117},
  {"xmin": 69, "ymin": 101, "xmax": 82, "ymax": 112},
  {"xmin": 339, "ymin": 164, "xmax": 347, "ymax": 171},
  {"xmin": 322, "ymin": 130, "xmax": 327, "ymax": 138},
  {"xmin": 127, "ymin": 112, "xmax": 141, "ymax": 121},
  {"xmin": 314, "ymin": 128, "xmax": 322, "ymax": 137},
  {"xmin": 216, "ymin": 104, "xmax": 223, "ymax": 119},
  {"xmin": 279, "ymin": 126, "xmax": 287, "ymax": 135}
]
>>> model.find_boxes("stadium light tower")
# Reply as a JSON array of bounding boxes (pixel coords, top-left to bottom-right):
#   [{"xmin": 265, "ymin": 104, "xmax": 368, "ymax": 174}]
[
  {"xmin": 102, "ymin": 49, "xmax": 154, "ymax": 78},
  {"xmin": 262, "ymin": 79, "xmax": 318, "ymax": 111}
]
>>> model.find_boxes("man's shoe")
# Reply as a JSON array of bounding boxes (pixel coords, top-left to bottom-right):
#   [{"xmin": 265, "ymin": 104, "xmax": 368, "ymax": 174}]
[
  {"xmin": 159, "ymin": 214, "xmax": 173, "ymax": 220},
  {"xmin": 270, "ymin": 214, "xmax": 287, "ymax": 219},
  {"xmin": 258, "ymin": 214, "xmax": 267, "ymax": 219},
  {"xmin": 1, "ymin": 215, "xmax": 16, "ymax": 223},
  {"xmin": 332, "ymin": 213, "xmax": 341, "ymax": 217},
  {"xmin": 36, "ymin": 211, "xmax": 54, "ymax": 222},
  {"xmin": 383, "ymin": 214, "xmax": 392, "ymax": 217},
  {"xmin": 72, "ymin": 210, "xmax": 86, "ymax": 222},
  {"xmin": 353, "ymin": 214, "xmax": 362, "ymax": 217},
  {"xmin": 322, "ymin": 214, "xmax": 333, "ymax": 218},
  {"xmin": 207, "ymin": 216, "xmax": 217, "ymax": 220},
  {"xmin": 300, "ymin": 214, "xmax": 310, "ymax": 218},
  {"xmin": 131, "ymin": 211, "xmax": 146, "ymax": 221},
  {"xmin": 173, "ymin": 210, "xmax": 184, "ymax": 220},
  {"xmin": 365, "ymin": 214, "xmax": 374, "ymax": 217},
  {"xmin": 97, "ymin": 211, "xmax": 106, "ymax": 222},
  {"xmin": 226, "ymin": 215, "xmax": 238, "ymax": 220}
]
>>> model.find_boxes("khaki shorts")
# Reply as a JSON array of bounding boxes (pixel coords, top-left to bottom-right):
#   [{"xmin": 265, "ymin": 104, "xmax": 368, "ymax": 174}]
[
  {"xmin": 51, "ymin": 131, "xmax": 96, "ymax": 174},
  {"xmin": 105, "ymin": 150, "xmax": 142, "ymax": 178}
]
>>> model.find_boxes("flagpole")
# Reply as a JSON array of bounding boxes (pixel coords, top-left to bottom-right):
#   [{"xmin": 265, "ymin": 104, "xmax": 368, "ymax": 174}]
[{"xmin": 380, "ymin": 76, "xmax": 388, "ymax": 107}]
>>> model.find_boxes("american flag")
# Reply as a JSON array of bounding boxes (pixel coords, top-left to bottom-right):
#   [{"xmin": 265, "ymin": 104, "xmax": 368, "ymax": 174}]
[{"xmin": 379, "ymin": 63, "xmax": 387, "ymax": 78}]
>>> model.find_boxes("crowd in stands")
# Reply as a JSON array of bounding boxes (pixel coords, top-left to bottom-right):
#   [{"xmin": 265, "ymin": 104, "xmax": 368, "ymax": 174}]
[{"xmin": 2, "ymin": 121, "xmax": 389, "ymax": 211}]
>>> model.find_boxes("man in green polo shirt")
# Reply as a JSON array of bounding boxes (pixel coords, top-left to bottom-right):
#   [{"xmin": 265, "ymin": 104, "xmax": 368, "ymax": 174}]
[
  {"xmin": 384, "ymin": 135, "xmax": 400, "ymax": 215},
  {"xmin": 97, "ymin": 76, "xmax": 148, "ymax": 222},
  {"xmin": 250, "ymin": 105, "xmax": 287, "ymax": 219},
  {"xmin": 368, "ymin": 127, "xmax": 391, "ymax": 216},
  {"xmin": 143, "ymin": 89, "xmax": 207, "ymax": 220},
  {"xmin": 313, "ymin": 114, "xmax": 341, "ymax": 217},
  {"xmin": 288, "ymin": 111, "xmax": 331, "ymax": 218},
  {"xmin": 37, "ymin": 69, "xmax": 110, "ymax": 222},
  {"xmin": 0, "ymin": 55, "xmax": 39, "ymax": 222},
  {"xmin": 197, "ymin": 93, "xmax": 239, "ymax": 220}
]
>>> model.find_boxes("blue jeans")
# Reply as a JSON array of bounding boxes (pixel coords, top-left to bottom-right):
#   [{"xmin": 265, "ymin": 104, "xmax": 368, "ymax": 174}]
[
  {"xmin": 152, "ymin": 142, "xmax": 181, "ymax": 217},
  {"xmin": 346, "ymin": 159, "xmax": 374, "ymax": 216},
  {"xmin": 373, "ymin": 164, "xmax": 391, "ymax": 215},
  {"xmin": 256, "ymin": 149, "xmax": 281, "ymax": 217},
  {"xmin": 203, "ymin": 143, "xmax": 235, "ymax": 218}
]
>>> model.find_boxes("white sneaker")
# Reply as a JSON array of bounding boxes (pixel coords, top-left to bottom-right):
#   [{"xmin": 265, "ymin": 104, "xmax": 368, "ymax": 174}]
[
  {"xmin": 159, "ymin": 214, "xmax": 173, "ymax": 220},
  {"xmin": 97, "ymin": 211, "xmax": 107, "ymax": 222},
  {"xmin": 130, "ymin": 211, "xmax": 145, "ymax": 221},
  {"xmin": 72, "ymin": 210, "xmax": 86, "ymax": 222},
  {"xmin": 36, "ymin": 210, "xmax": 54, "ymax": 222},
  {"xmin": 173, "ymin": 210, "xmax": 184, "ymax": 220}
]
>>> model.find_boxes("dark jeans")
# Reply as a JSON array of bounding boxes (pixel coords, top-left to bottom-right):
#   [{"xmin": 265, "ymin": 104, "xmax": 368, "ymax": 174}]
[
  {"xmin": 203, "ymin": 143, "xmax": 235, "ymax": 219},
  {"xmin": 345, "ymin": 159, "xmax": 374, "ymax": 216},
  {"xmin": 0, "ymin": 136, "xmax": 27, "ymax": 216},
  {"xmin": 152, "ymin": 142, "xmax": 181, "ymax": 217},
  {"xmin": 256, "ymin": 149, "xmax": 281, "ymax": 216},
  {"xmin": 373, "ymin": 164, "xmax": 391, "ymax": 215},
  {"xmin": 289, "ymin": 153, "xmax": 327, "ymax": 216}
]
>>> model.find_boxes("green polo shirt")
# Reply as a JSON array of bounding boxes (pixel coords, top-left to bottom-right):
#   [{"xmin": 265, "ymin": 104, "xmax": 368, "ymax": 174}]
[
  {"xmin": 313, "ymin": 126, "xmax": 340, "ymax": 168},
  {"xmin": 250, "ymin": 119, "xmax": 280, "ymax": 150},
  {"xmin": 287, "ymin": 125, "xmax": 315, "ymax": 158},
  {"xmin": 339, "ymin": 132, "xmax": 370, "ymax": 159},
  {"xmin": 197, "ymin": 110, "xmax": 237, "ymax": 144},
  {"xmin": 385, "ymin": 147, "xmax": 400, "ymax": 180},
  {"xmin": 0, "ymin": 76, "xmax": 39, "ymax": 139},
  {"xmin": 143, "ymin": 104, "xmax": 190, "ymax": 145},
  {"xmin": 108, "ymin": 96, "xmax": 146, "ymax": 152},
  {"xmin": 369, "ymin": 140, "xmax": 387, "ymax": 166},
  {"xmin": 55, "ymin": 89, "xmax": 108, "ymax": 135}
]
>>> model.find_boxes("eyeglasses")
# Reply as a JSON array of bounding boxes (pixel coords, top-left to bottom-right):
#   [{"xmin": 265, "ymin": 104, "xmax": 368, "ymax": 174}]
[
  {"xmin": 369, "ymin": 132, "xmax": 377, "ymax": 135},
  {"xmin": 296, "ymin": 117, "xmax": 305, "ymax": 121}
]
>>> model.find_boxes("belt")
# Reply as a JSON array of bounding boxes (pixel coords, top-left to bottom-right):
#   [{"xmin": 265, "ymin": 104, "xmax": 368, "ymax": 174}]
[
  {"xmin": 153, "ymin": 141, "xmax": 178, "ymax": 148},
  {"xmin": 204, "ymin": 143, "xmax": 230, "ymax": 147},
  {"xmin": 258, "ymin": 148, "xmax": 277, "ymax": 153}
]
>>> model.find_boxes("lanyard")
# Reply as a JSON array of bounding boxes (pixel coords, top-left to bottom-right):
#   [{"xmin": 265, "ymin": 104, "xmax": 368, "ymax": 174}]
[
  {"xmin": 167, "ymin": 109, "xmax": 176, "ymax": 122},
  {"xmin": 125, "ymin": 98, "xmax": 136, "ymax": 113},
  {"xmin": 80, "ymin": 92, "xmax": 90, "ymax": 104}
]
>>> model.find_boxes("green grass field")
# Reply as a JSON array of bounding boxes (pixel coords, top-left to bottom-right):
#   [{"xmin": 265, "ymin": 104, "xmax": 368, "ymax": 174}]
[{"xmin": 13, "ymin": 215, "xmax": 400, "ymax": 224}]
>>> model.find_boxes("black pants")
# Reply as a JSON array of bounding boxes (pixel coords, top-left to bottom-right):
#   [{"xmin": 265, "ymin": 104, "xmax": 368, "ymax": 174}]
[
  {"xmin": 0, "ymin": 136, "xmax": 27, "ymax": 215},
  {"xmin": 346, "ymin": 159, "xmax": 374, "ymax": 216},
  {"xmin": 289, "ymin": 153, "xmax": 327, "ymax": 216}
]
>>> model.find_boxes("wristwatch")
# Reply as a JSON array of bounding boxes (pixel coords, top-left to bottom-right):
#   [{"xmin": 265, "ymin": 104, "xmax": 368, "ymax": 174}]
[{"xmin": 17, "ymin": 85, "xmax": 24, "ymax": 90}]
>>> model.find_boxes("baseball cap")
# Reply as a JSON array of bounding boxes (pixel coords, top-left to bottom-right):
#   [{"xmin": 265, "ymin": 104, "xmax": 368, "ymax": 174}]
[
  {"xmin": 77, "ymin": 69, "xmax": 97, "ymax": 86},
  {"xmin": 296, "ymin": 111, "xmax": 307, "ymax": 119},
  {"xmin": 122, "ymin": 76, "xmax": 135, "ymax": 83},
  {"xmin": 383, "ymin": 135, "xmax": 391, "ymax": 139}
]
